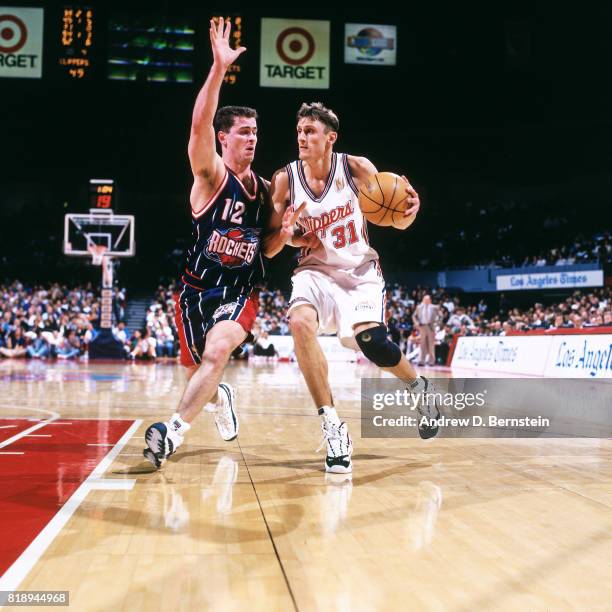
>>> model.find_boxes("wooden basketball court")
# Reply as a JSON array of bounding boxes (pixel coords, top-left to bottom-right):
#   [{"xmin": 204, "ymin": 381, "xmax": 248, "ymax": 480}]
[{"xmin": 1, "ymin": 359, "xmax": 610, "ymax": 611}]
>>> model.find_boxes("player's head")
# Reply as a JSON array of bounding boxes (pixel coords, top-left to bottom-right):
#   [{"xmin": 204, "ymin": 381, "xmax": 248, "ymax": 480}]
[
  {"xmin": 296, "ymin": 102, "xmax": 339, "ymax": 161},
  {"xmin": 214, "ymin": 106, "xmax": 258, "ymax": 165}
]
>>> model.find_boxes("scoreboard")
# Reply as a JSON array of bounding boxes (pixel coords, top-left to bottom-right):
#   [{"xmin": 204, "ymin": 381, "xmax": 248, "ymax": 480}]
[
  {"xmin": 89, "ymin": 179, "xmax": 115, "ymax": 210},
  {"xmin": 52, "ymin": 10, "xmax": 245, "ymax": 85},
  {"xmin": 59, "ymin": 6, "xmax": 94, "ymax": 79}
]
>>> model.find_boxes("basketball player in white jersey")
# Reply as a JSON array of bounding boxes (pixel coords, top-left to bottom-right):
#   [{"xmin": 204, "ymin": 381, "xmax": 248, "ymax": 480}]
[{"xmin": 264, "ymin": 102, "xmax": 440, "ymax": 473}]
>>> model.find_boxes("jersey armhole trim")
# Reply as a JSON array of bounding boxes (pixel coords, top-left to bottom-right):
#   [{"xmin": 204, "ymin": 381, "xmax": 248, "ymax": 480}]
[
  {"xmin": 191, "ymin": 170, "xmax": 229, "ymax": 219},
  {"xmin": 286, "ymin": 164, "xmax": 295, "ymax": 207},
  {"xmin": 342, "ymin": 154, "xmax": 360, "ymax": 197}
]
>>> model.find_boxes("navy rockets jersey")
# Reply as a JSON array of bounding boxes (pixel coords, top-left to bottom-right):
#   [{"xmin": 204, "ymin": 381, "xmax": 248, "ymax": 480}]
[{"xmin": 182, "ymin": 167, "xmax": 269, "ymax": 294}]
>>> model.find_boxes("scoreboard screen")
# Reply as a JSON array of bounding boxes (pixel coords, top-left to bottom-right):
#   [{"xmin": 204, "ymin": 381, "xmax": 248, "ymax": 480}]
[
  {"xmin": 89, "ymin": 179, "xmax": 115, "ymax": 210},
  {"xmin": 59, "ymin": 6, "xmax": 94, "ymax": 79},
  {"xmin": 107, "ymin": 15, "xmax": 194, "ymax": 83}
]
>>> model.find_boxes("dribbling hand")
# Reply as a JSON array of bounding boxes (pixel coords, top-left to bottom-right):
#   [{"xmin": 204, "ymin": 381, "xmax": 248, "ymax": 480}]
[
  {"xmin": 210, "ymin": 17, "xmax": 246, "ymax": 69},
  {"xmin": 399, "ymin": 175, "xmax": 420, "ymax": 218}
]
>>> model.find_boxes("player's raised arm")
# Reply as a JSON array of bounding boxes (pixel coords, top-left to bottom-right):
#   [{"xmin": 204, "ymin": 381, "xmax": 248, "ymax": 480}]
[{"xmin": 187, "ymin": 18, "xmax": 245, "ymax": 183}]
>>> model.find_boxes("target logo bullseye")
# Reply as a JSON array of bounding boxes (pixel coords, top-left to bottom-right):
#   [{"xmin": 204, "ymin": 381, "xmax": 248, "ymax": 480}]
[
  {"xmin": 0, "ymin": 14, "xmax": 27, "ymax": 53},
  {"xmin": 261, "ymin": 18, "xmax": 330, "ymax": 89},
  {"xmin": 276, "ymin": 27, "xmax": 315, "ymax": 66}
]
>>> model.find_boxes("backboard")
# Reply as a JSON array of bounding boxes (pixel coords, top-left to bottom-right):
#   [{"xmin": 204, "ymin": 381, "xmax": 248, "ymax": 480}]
[{"xmin": 64, "ymin": 209, "xmax": 135, "ymax": 258}]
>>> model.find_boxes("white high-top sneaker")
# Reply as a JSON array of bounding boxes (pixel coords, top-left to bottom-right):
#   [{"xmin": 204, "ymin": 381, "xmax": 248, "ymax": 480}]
[
  {"xmin": 214, "ymin": 382, "xmax": 238, "ymax": 441},
  {"xmin": 143, "ymin": 418, "xmax": 187, "ymax": 469},
  {"xmin": 318, "ymin": 414, "xmax": 353, "ymax": 473}
]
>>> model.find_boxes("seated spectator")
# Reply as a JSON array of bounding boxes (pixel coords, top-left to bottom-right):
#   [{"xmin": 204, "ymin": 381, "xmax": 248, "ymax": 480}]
[
  {"xmin": 56, "ymin": 331, "xmax": 82, "ymax": 360},
  {"xmin": 130, "ymin": 329, "xmax": 157, "ymax": 360},
  {"xmin": 25, "ymin": 331, "xmax": 51, "ymax": 359},
  {"xmin": 0, "ymin": 326, "xmax": 28, "ymax": 358},
  {"xmin": 253, "ymin": 330, "xmax": 277, "ymax": 358}
]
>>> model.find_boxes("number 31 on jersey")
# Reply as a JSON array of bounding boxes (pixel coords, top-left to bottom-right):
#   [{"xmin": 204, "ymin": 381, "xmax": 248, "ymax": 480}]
[{"xmin": 332, "ymin": 220, "xmax": 358, "ymax": 249}]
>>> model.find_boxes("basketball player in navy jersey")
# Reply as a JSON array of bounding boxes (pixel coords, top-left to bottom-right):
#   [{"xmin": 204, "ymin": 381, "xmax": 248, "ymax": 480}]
[
  {"xmin": 143, "ymin": 18, "xmax": 272, "ymax": 468},
  {"xmin": 264, "ymin": 103, "xmax": 440, "ymax": 473}
]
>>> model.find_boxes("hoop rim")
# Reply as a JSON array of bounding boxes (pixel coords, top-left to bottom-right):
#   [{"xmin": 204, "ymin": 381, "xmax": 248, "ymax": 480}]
[{"xmin": 87, "ymin": 243, "xmax": 108, "ymax": 266}]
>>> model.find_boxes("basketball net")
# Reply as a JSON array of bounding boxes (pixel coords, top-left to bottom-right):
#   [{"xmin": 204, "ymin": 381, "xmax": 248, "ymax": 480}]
[{"xmin": 88, "ymin": 244, "xmax": 108, "ymax": 266}]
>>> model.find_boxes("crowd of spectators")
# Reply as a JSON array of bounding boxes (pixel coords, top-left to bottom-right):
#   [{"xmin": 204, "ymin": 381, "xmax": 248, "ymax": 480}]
[
  {"xmin": 0, "ymin": 281, "xmax": 102, "ymax": 360},
  {"xmin": 140, "ymin": 282, "xmax": 611, "ymax": 366},
  {"xmin": 2, "ymin": 280, "xmax": 610, "ymax": 365}
]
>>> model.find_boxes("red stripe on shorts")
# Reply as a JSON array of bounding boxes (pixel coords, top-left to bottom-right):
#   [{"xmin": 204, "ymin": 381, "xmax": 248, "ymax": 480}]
[
  {"xmin": 174, "ymin": 292, "xmax": 197, "ymax": 367},
  {"xmin": 236, "ymin": 290, "xmax": 259, "ymax": 334}
]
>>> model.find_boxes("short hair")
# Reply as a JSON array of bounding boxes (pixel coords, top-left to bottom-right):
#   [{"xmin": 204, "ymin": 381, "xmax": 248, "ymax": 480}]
[
  {"xmin": 296, "ymin": 102, "xmax": 339, "ymax": 132},
  {"xmin": 214, "ymin": 106, "xmax": 258, "ymax": 133}
]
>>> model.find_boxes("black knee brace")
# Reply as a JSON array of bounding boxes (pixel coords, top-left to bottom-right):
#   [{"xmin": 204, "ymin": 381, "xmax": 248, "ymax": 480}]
[{"xmin": 355, "ymin": 325, "xmax": 402, "ymax": 368}]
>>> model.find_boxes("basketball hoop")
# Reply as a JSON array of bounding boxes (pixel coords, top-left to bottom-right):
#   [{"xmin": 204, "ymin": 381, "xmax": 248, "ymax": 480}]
[{"xmin": 88, "ymin": 244, "xmax": 108, "ymax": 266}]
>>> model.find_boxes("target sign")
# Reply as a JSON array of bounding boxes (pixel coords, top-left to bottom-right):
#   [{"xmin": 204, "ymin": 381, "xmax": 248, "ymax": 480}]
[
  {"xmin": 260, "ymin": 18, "xmax": 329, "ymax": 89},
  {"xmin": 0, "ymin": 14, "xmax": 27, "ymax": 53},
  {"xmin": 0, "ymin": 7, "xmax": 44, "ymax": 78}
]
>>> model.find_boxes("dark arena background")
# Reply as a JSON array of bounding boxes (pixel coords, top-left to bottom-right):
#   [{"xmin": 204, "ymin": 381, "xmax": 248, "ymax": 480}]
[{"xmin": 0, "ymin": 1, "xmax": 611, "ymax": 610}]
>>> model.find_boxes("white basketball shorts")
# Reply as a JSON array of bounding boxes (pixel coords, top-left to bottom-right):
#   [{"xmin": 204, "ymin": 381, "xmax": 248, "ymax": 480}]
[{"xmin": 287, "ymin": 266, "xmax": 386, "ymax": 350}]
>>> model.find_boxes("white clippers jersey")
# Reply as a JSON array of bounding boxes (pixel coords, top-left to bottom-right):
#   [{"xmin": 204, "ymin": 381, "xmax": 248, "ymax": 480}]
[{"xmin": 287, "ymin": 152, "xmax": 380, "ymax": 280}]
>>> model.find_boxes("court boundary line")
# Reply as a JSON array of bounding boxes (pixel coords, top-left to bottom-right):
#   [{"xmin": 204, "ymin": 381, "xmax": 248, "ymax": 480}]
[
  {"xmin": 236, "ymin": 438, "xmax": 299, "ymax": 612},
  {"xmin": 0, "ymin": 418, "xmax": 142, "ymax": 594},
  {"xmin": 0, "ymin": 409, "xmax": 60, "ymax": 450}
]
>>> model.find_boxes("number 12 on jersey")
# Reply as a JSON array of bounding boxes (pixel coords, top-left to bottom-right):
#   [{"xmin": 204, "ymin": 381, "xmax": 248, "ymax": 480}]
[
  {"xmin": 221, "ymin": 198, "xmax": 245, "ymax": 224},
  {"xmin": 331, "ymin": 220, "xmax": 358, "ymax": 249}
]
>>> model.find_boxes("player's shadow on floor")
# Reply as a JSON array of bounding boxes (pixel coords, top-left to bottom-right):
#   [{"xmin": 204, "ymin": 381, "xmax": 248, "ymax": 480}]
[{"xmin": 112, "ymin": 447, "xmax": 232, "ymax": 474}]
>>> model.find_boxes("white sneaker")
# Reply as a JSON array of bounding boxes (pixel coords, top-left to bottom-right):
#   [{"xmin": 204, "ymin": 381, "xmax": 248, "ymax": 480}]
[
  {"xmin": 214, "ymin": 383, "xmax": 238, "ymax": 441},
  {"xmin": 319, "ymin": 420, "xmax": 353, "ymax": 473},
  {"xmin": 143, "ymin": 422, "xmax": 184, "ymax": 468}
]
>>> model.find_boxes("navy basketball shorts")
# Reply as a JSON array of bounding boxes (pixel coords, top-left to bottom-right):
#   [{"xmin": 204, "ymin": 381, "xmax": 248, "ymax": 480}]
[{"xmin": 174, "ymin": 285, "xmax": 259, "ymax": 367}]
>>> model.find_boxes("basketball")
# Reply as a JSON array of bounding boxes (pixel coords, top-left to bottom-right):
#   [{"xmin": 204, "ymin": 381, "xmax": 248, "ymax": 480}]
[{"xmin": 358, "ymin": 172, "xmax": 417, "ymax": 229}]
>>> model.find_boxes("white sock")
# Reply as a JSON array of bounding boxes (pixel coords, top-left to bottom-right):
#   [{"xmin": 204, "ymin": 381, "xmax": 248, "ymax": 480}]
[
  {"xmin": 168, "ymin": 413, "xmax": 191, "ymax": 434},
  {"xmin": 320, "ymin": 406, "xmax": 341, "ymax": 426}
]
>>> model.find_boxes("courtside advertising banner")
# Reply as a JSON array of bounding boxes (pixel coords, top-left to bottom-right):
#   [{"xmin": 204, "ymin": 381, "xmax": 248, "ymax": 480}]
[
  {"xmin": 452, "ymin": 335, "xmax": 550, "ymax": 376},
  {"xmin": 344, "ymin": 23, "xmax": 397, "ymax": 65},
  {"xmin": 452, "ymin": 334, "xmax": 612, "ymax": 379},
  {"xmin": 544, "ymin": 334, "xmax": 612, "ymax": 378},
  {"xmin": 496, "ymin": 269, "xmax": 604, "ymax": 291},
  {"xmin": 260, "ymin": 18, "xmax": 330, "ymax": 89},
  {"xmin": 0, "ymin": 7, "xmax": 44, "ymax": 78}
]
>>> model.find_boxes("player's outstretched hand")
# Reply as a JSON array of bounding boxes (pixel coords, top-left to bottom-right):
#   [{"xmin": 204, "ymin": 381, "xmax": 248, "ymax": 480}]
[
  {"xmin": 210, "ymin": 17, "xmax": 246, "ymax": 69},
  {"xmin": 281, "ymin": 201, "xmax": 306, "ymax": 242},
  {"xmin": 399, "ymin": 175, "xmax": 421, "ymax": 217}
]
